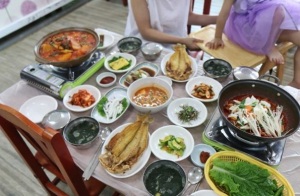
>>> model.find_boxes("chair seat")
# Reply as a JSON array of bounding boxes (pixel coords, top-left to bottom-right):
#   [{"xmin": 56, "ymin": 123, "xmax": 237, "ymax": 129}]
[{"xmin": 189, "ymin": 25, "xmax": 294, "ymax": 83}]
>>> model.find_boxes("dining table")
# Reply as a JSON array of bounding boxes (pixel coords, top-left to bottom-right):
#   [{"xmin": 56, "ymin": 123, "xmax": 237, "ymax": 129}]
[{"xmin": 1, "ymin": 29, "xmax": 300, "ymax": 196}]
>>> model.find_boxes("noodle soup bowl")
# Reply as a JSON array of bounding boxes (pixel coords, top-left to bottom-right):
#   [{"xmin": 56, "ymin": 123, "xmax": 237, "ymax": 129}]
[{"xmin": 127, "ymin": 77, "xmax": 173, "ymax": 114}]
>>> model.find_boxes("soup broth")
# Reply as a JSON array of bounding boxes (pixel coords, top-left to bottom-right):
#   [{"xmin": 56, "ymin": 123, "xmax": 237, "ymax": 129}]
[
  {"xmin": 39, "ymin": 31, "xmax": 97, "ymax": 62},
  {"xmin": 133, "ymin": 87, "xmax": 168, "ymax": 107},
  {"xmin": 145, "ymin": 165, "xmax": 184, "ymax": 196},
  {"xmin": 67, "ymin": 121, "xmax": 99, "ymax": 144}
]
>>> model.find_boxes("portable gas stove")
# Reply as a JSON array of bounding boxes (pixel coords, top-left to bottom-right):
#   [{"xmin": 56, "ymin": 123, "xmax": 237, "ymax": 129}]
[
  {"xmin": 202, "ymin": 108, "xmax": 286, "ymax": 167},
  {"xmin": 20, "ymin": 51, "xmax": 105, "ymax": 99}
]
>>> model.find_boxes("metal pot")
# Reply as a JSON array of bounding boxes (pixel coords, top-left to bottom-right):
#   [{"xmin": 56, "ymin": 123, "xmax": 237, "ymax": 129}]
[
  {"xmin": 218, "ymin": 79, "xmax": 300, "ymax": 143},
  {"xmin": 34, "ymin": 27, "xmax": 99, "ymax": 68},
  {"xmin": 63, "ymin": 116, "xmax": 100, "ymax": 149}
]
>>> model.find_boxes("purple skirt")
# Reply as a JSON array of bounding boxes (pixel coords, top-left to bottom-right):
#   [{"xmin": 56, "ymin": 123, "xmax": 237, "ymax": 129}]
[{"xmin": 224, "ymin": 0, "xmax": 300, "ymax": 55}]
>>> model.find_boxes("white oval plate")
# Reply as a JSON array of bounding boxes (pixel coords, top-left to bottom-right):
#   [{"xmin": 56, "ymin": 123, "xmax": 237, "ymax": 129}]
[
  {"xmin": 185, "ymin": 76, "xmax": 223, "ymax": 102},
  {"xmin": 119, "ymin": 62, "xmax": 160, "ymax": 88},
  {"xmin": 150, "ymin": 125, "xmax": 194, "ymax": 162},
  {"xmin": 94, "ymin": 28, "xmax": 115, "ymax": 50},
  {"xmin": 104, "ymin": 52, "xmax": 137, "ymax": 73},
  {"xmin": 160, "ymin": 52, "xmax": 197, "ymax": 83},
  {"xmin": 101, "ymin": 123, "xmax": 151, "ymax": 178},
  {"xmin": 167, "ymin": 98, "xmax": 207, "ymax": 128},
  {"xmin": 19, "ymin": 95, "xmax": 58, "ymax": 123},
  {"xmin": 91, "ymin": 87, "xmax": 129, "ymax": 124},
  {"xmin": 190, "ymin": 144, "xmax": 216, "ymax": 168},
  {"xmin": 63, "ymin": 85, "xmax": 101, "ymax": 112},
  {"xmin": 190, "ymin": 190, "xmax": 219, "ymax": 196}
]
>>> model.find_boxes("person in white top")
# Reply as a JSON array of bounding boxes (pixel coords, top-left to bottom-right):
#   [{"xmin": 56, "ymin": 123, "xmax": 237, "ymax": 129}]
[{"xmin": 125, "ymin": 0, "xmax": 217, "ymax": 50}]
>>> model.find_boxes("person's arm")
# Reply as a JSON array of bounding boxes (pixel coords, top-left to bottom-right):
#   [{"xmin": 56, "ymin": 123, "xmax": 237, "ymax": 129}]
[
  {"xmin": 131, "ymin": 0, "xmax": 203, "ymax": 50},
  {"xmin": 188, "ymin": 0, "xmax": 217, "ymax": 26},
  {"xmin": 205, "ymin": 0, "xmax": 234, "ymax": 49}
]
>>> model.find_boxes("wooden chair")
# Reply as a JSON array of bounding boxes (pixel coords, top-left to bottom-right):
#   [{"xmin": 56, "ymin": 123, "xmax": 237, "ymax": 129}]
[
  {"xmin": 189, "ymin": 25, "xmax": 294, "ymax": 83},
  {"xmin": 0, "ymin": 103, "xmax": 120, "ymax": 196},
  {"xmin": 187, "ymin": 0, "xmax": 212, "ymax": 34}
]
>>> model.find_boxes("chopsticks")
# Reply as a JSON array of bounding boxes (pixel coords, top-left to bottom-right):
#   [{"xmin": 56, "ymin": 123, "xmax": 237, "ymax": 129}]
[
  {"xmin": 193, "ymin": 181, "xmax": 201, "ymax": 192},
  {"xmin": 82, "ymin": 141, "xmax": 104, "ymax": 180}
]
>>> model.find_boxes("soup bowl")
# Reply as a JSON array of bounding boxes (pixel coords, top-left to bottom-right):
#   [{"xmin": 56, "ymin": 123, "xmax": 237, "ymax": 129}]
[
  {"xmin": 63, "ymin": 116, "xmax": 100, "ymax": 149},
  {"xmin": 127, "ymin": 77, "xmax": 173, "ymax": 114},
  {"xmin": 117, "ymin": 37, "xmax": 142, "ymax": 56},
  {"xmin": 143, "ymin": 160, "xmax": 186, "ymax": 196}
]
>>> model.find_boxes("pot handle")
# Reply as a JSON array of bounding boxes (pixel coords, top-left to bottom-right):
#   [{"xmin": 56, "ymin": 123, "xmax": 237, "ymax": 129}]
[
  {"xmin": 258, "ymin": 74, "xmax": 281, "ymax": 86},
  {"xmin": 215, "ymin": 126, "xmax": 261, "ymax": 146},
  {"xmin": 231, "ymin": 132, "xmax": 261, "ymax": 146}
]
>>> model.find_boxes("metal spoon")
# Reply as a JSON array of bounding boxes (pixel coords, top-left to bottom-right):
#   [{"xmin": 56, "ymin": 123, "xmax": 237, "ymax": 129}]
[
  {"xmin": 82, "ymin": 127, "xmax": 112, "ymax": 180},
  {"xmin": 182, "ymin": 167, "xmax": 203, "ymax": 195}
]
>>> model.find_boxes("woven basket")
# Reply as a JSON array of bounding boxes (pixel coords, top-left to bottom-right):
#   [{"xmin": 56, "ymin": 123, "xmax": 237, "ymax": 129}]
[{"xmin": 204, "ymin": 151, "xmax": 294, "ymax": 196}]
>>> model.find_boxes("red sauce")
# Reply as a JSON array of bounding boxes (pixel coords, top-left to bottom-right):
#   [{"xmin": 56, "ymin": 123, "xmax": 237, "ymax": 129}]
[
  {"xmin": 200, "ymin": 151, "xmax": 210, "ymax": 163},
  {"xmin": 100, "ymin": 76, "xmax": 114, "ymax": 84}
]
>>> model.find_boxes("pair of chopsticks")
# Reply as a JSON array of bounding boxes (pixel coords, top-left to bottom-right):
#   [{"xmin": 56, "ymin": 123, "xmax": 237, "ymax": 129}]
[{"xmin": 82, "ymin": 141, "xmax": 104, "ymax": 180}]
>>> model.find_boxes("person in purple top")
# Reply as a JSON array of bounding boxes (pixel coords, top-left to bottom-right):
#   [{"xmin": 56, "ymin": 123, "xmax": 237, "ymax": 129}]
[{"xmin": 206, "ymin": 0, "xmax": 300, "ymax": 89}]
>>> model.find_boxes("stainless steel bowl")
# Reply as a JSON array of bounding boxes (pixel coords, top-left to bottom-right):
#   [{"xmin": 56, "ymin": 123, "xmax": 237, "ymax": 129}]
[
  {"xmin": 141, "ymin": 42, "xmax": 163, "ymax": 61},
  {"xmin": 63, "ymin": 117, "xmax": 100, "ymax": 149},
  {"xmin": 117, "ymin": 37, "xmax": 142, "ymax": 56},
  {"xmin": 203, "ymin": 59, "xmax": 232, "ymax": 82},
  {"xmin": 233, "ymin": 66, "xmax": 259, "ymax": 80},
  {"xmin": 143, "ymin": 160, "xmax": 186, "ymax": 196},
  {"xmin": 41, "ymin": 110, "xmax": 71, "ymax": 132},
  {"xmin": 34, "ymin": 27, "xmax": 99, "ymax": 68}
]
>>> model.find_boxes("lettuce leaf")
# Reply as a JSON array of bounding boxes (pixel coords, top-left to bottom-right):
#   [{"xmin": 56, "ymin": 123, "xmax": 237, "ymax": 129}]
[
  {"xmin": 97, "ymin": 96, "xmax": 108, "ymax": 117},
  {"xmin": 209, "ymin": 158, "xmax": 280, "ymax": 196}
]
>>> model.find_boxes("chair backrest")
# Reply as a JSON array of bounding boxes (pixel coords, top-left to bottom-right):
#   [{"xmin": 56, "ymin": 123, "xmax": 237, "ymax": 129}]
[
  {"xmin": 187, "ymin": 0, "xmax": 212, "ymax": 34},
  {"xmin": 0, "ymin": 103, "xmax": 93, "ymax": 196}
]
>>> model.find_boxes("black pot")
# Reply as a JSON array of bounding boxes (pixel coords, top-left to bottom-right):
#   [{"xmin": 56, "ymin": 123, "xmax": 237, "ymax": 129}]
[{"xmin": 218, "ymin": 79, "xmax": 300, "ymax": 143}]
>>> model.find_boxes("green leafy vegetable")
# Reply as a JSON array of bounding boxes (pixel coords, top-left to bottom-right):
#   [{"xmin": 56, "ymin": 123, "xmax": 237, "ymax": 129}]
[
  {"xmin": 239, "ymin": 99, "xmax": 246, "ymax": 109},
  {"xmin": 176, "ymin": 105, "xmax": 199, "ymax": 123},
  {"xmin": 209, "ymin": 158, "xmax": 284, "ymax": 196},
  {"xmin": 120, "ymin": 98, "xmax": 128, "ymax": 115},
  {"xmin": 97, "ymin": 97, "xmax": 128, "ymax": 119},
  {"xmin": 97, "ymin": 96, "xmax": 108, "ymax": 117}
]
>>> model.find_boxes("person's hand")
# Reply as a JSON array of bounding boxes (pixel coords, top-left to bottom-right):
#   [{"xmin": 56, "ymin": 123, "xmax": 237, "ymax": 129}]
[
  {"xmin": 205, "ymin": 38, "xmax": 224, "ymax": 49},
  {"xmin": 182, "ymin": 37, "xmax": 204, "ymax": 51}
]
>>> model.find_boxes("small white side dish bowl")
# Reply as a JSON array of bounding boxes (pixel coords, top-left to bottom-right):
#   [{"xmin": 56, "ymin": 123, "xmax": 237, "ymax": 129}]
[
  {"xmin": 127, "ymin": 77, "xmax": 173, "ymax": 114},
  {"xmin": 191, "ymin": 144, "xmax": 216, "ymax": 168},
  {"xmin": 161, "ymin": 52, "xmax": 198, "ymax": 83},
  {"xmin": 63, "ymin": 85, "xmax": 101, "ymax": 112},
  {"xmin": 185, "ymin": 76, "xmax": 223, "ymax": 102},
  {"xmin": 104, "ymin": 52, "xmax": 136, "ymax": 73},
  {"xmin": 19, "ymin": 95, "xmax": 58, "ymax": 124},
  {"xmin": 150, "ymin": 125, "xmax": 194, "ymax": 162},
  {"xmin": 156, "ymin": 75, "xmax": 172, "ymax": 86},
  {"xmin": 167, "ymin": 98, "xmax": 207, "ymax": 128},
  {"xmin": 96, "ymin": 72, "xmax": 116, "ymax": 88},
  {"xmin": 119, "ymin": 62, "xmax": 160, "ymax": 88},
  {"xmin": 94, "ymin": 28, "xmax": 115, "ymax": 50}
]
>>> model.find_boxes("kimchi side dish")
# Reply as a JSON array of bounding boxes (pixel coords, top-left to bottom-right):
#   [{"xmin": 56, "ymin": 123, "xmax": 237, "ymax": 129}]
[
  {"xmin": 223, "ymin": 95, "xmax": 288, "ymax": 137},
  {"xmin": 39, "ymin": 31, "xmax": 97, "ymax": 62}
]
